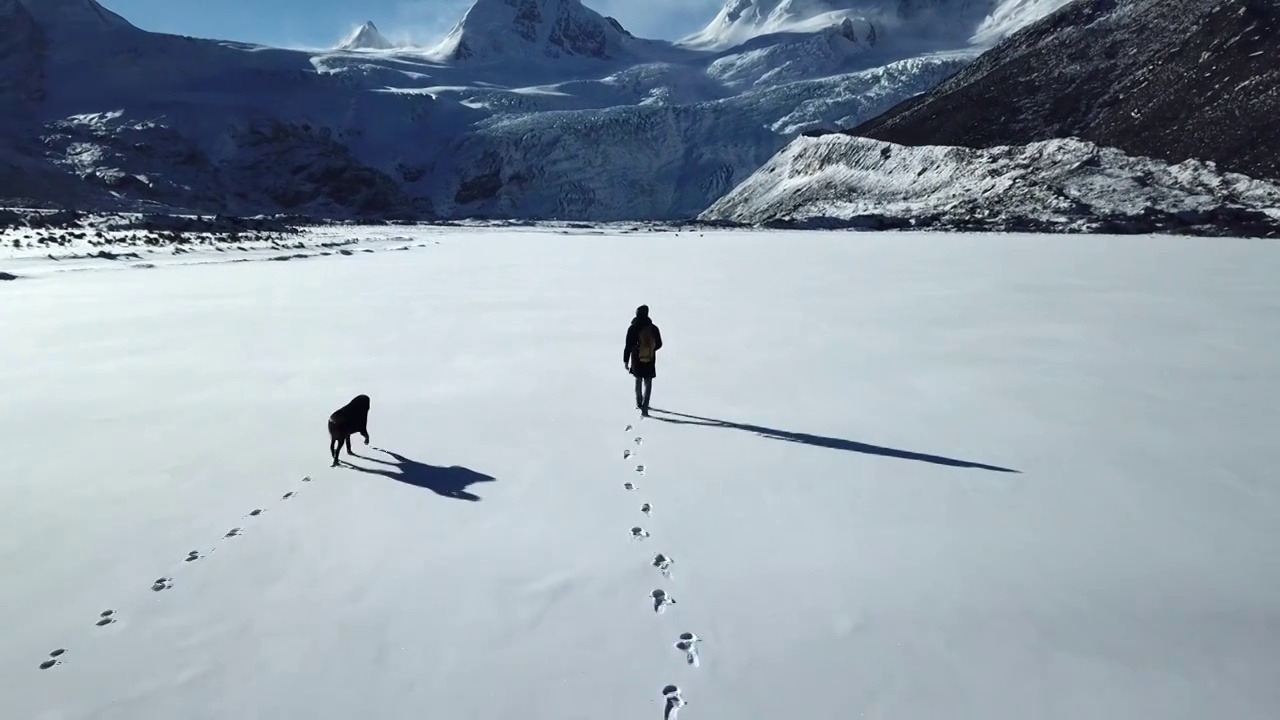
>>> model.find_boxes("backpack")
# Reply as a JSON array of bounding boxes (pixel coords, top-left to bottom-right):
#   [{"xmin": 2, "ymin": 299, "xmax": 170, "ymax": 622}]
[{"xmin": 635, "ymin": 325, "xmax": 657, "ymax": 364}]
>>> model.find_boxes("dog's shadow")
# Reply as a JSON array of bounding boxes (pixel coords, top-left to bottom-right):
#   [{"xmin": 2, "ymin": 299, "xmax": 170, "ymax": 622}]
[{"xmin": 342, "ymin": 448, "xmax": 496, "ymax": 502}]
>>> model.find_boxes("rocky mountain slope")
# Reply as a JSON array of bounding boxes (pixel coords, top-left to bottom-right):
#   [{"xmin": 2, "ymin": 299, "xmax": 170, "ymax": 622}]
[
  {"xmin": 700, "ymin": 134, "xmax": 1280, "ymax": 236},
  {"xmin": 848, "ymin": 0, "xmax": 1280, "ymax": 182},
  {"xmin": 0, "ymin": 0, "xmax": 45, "ymax": 119},
  {"xmin": 0, "ymin": 0, "xmax": 1054, "ymax": 220}
]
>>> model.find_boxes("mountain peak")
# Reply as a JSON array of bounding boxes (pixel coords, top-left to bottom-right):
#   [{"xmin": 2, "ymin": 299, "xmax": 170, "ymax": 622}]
[
  {"xmin": 683, "ymin": 0, "xmax": 867, "ymax": 49},
  {"xmin": 338, "ymin": 21, "xmax": 394, "ymax": 50},
  {"xmin": 429, "ymin": 0, "xmax": 636, "ymax": 63},
  {"xmin": 682, "ymin": 0, "xmax": 1001, "ymax": 50},
  {"xmin": 15, "ymin": 0, "xmax": 135, "ymax": 34}
]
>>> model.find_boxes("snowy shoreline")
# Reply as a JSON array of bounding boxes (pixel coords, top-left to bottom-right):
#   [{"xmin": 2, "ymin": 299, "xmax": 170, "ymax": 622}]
[
  {"xmin": 0, "ymin": 219, "xmax": 435, "ymax": 279},
  {"xmin": 4, "ymin": 201, "xmax": 1277, "ymax": 286},
  {"xmin": 0, "ymin": 212, "xmax": 706, "ymax": 280}
]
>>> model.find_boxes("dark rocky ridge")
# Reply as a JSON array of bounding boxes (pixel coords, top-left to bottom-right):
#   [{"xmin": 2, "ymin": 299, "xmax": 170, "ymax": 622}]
[
  {"xmin": 847, "ymin": 0, "xmax": 1280, "ymax": 181},
  {"xmin": 742, "ymin": 205, "xmax": 1280, "ymax": 238},
  {"xmin": 0, "ymin": 0, "xmax": 46, "ymax": 116}
]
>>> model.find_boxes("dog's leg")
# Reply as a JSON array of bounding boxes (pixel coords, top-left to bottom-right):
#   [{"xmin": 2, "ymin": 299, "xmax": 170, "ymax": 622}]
[
  {"xmin": 330, "ymin": 436, "xmax": 341, "ymax": 467},
  {"xmin": 345, "ymin": 434, "xmax": 354, "ymax": 456}
]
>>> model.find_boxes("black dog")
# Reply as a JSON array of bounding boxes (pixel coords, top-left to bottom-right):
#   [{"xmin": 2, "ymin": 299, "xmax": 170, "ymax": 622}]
[{"xmin": 328, "ymin": 394, "xmax": 371, "ymax": 467}]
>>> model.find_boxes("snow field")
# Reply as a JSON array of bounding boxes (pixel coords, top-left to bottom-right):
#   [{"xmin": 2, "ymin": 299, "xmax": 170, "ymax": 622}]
[{"xmin": 2, "ymin": 227, "xmax": 1279, "ymax": 720}]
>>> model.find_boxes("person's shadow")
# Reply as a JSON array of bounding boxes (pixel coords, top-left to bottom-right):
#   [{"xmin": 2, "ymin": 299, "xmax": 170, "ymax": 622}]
[
  {"xmin": 649, "ymin": 409, "xmax": 1018, "ymax": 473},
  {"xmin": 342, "ymin": 448, "xmax": 496, "ymax": 501}
]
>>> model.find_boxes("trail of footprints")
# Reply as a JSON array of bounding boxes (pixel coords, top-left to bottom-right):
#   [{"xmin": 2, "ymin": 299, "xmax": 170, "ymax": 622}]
[
  {"xmin": 621, "ymin": 421, "xmax": 697, "ymax": 717},
  {"xmin": 36, "ymin": 475, "xmax": 314, "ymax": 670},
  {"xmin": 676, "ymin": 633, "xmax": 701, "ymax": 667}
]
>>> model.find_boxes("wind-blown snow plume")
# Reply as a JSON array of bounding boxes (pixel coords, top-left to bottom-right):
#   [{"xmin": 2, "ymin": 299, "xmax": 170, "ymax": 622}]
[{"xmin": 968, "ymin": 0, "xmax": 1073, "ymax": 45}]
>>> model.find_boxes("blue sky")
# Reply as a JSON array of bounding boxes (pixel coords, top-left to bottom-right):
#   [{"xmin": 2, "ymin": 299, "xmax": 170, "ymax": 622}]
[{"xmin": 98, "ymin": 0, "xmax": 725, "ymax": 48}]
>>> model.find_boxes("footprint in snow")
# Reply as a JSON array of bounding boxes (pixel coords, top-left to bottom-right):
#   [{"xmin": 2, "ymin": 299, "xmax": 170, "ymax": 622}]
[
  {"xmin": 624, "ymin": 482, "xmax": 638, "ymax": 491},
  {"xmin": 623, "ymin": 449, "xmax": 633, "ymax": 460},
  {"xmin": 95, "ymin": 610, "xmax": 116, "ymax": 627},
  {"xmin": 652, "ymin": 553, "xmax": 673, "ymax": 578},
  {"xmin": 631, "ymin": 527, "xmax": 650, "ymax": 540},
  {"xmin": 184, "ymin": 550, "xmax": 201, "ymax": 563},
  {"xmin": 634, "ymin": 437, "xmax": 644, "ymax": 446},
  {"xmin": 151, "ymin": 577, "xmax": 174, "ymax": 592},
  {"xmin": 635, "ymin": 464, "xmax": 646, "ymax": 475},
  {"xmin": 247, "ymin": 509, "xmax": 263, "ymax": 517},
  {"xmin": 282, "ymin": 491, "xmax": 295, "ymax": 500},
  {"xmin": 224, "ymin": 527, "xmax": 242, "ymax": 539},
  {"xmin": 641, "ymin": 502, "xmax": 652, "ymax": 516},
  {"xmin": 675, "ymin": 633, "xmax": 701, "ymax": 667},
  {"xmin": 662, "ymin": 685, "xmax": 686, "ymax": 720},
  {"xmin": 625, "ymin": 424, "xmax": 634, "ymax": 432},
  {"xmin": 301, "ymin": 476, "xmax": 312, "ymax": 483},
  {"xmin": 652, "ymin": 589, "xmax": 675, "ymax": 614},
  {"xmin": 39, "ymin": 648, "xmax": 67, "ymax": 670}
]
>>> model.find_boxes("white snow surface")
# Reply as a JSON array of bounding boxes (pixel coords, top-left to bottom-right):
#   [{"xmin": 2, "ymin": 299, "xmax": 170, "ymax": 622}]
[
  {"xmin": 4, "ymin": 226, "xmax": 1280, "ymax": 720},
  {"xmin": 2, "ymin": 0, "xmax": 1059, "ymax": 220},
  {"xmin": 336, "ymin": 22, "xmax": 396, "ymax": 51},
  {"xmin": 702, "ymin": 134, "xmax": 1280, "ymax": 225}
]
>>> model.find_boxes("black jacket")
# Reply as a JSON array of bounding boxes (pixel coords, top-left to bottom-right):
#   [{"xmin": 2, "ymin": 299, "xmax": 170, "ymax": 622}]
[{"xmin": 624, "ymin": 317, "xmax": 663, "ymax": 368}]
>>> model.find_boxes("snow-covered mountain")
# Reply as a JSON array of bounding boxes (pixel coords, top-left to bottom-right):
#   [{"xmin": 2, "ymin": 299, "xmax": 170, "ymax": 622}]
[
  {"xmin": 850, "ymin": 0, "xmax": 1280, "ymax": 182},
  {"xmin": 685, "ymin": 0, "xmax": 881, "ymax": 49},
  {"xmin": 681, "ymin": 0, "xmax": 1050, "ymax": 50},
  {"xmin": 701, "ymin": 134, "xmax": 1280, "ymax": 235},
  {"xmin": 427, "ymin": 0, "xmax": 671, "ymax": 63},
  {"xmin": 337, "ymin": 21, "xmax": 395, "ymax": 51},
  {"xmin": 1, "ymin": 0, "xmax": 1064, "ymax": 220},
  {"xmin": 703, "ymin": 0, "xmax": 1280, "ymax": 234}
]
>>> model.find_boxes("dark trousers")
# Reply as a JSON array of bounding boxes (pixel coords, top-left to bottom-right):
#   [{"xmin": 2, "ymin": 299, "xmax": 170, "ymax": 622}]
[{"xmin": 635, "ymin": 376, "xmax": 652, "ymax": 410}]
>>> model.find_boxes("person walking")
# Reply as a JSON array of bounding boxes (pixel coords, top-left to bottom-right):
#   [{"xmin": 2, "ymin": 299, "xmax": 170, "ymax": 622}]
[{"xmin": 624, "ymin": 304, "xmax": 663, "ymax": 416}]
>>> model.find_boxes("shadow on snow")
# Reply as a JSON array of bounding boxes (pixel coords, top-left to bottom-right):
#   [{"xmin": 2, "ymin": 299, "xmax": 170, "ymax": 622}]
[
  {"xmin": 649, "ymin": 408, "xmax": 1019, "ymax": 473},
  {"xmin": 342, "ymin": 448, "xmax": 497, "ymax": 501}
]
